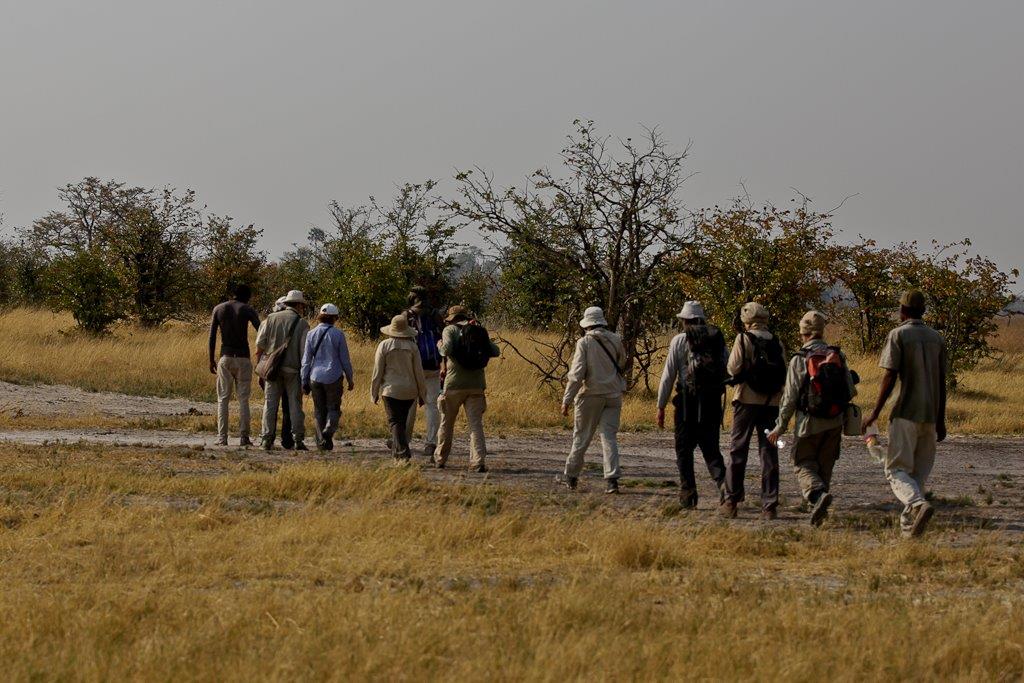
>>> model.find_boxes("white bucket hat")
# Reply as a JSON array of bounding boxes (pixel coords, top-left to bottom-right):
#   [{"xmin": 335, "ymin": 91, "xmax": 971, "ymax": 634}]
[
  {"xmin": 381, "ymin": 314, "xmax": 417, "ymax": 339},
  {"xmin": 579, "ymin": 306, "xmax": 609, "ymax": 329},
  {"xmin": 282, "ymin": 290, "xmax": 307, "ymax": 305},
  {"xmin": 676, "ymin": 301, "xmax": 706, "ymax": 320},
  {"xmin": 319, "ymin": 303, "xmax": 340, "ymax": 316}
]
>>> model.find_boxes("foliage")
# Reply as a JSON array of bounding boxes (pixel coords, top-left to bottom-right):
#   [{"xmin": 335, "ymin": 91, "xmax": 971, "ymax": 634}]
[
  {"xmin": 451, "ymin": 119, "xmax": 691, "ymax": 391},
  {"xmin": 831, "ymin": 236, "xmax": 903, "ymax": 352},
  {"xmin": 43, "ymin": 251, "xmax": 125, "ymax": 334},
  {"xmin": 194, "ymin": 215, "xmax": 268, "ymax": 311},
  {"xmin": 0, "ymin": 238, "xmax": 48, "ymax": 307},
  {"xmin": 675, "ymin": 197, "xmax": 838, "ymax": 347}
]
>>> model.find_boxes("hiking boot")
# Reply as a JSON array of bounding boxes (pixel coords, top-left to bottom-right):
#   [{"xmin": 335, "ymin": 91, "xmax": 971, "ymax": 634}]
[
  {"xmin": 559, "ymin": 475, "xmax": 578, "ymax": 491},
  {"xmin": 294, "ymin": 441, "xmax": 309, "ymax": 452},
  {"xmin": 281, "ymin": 438, "xmax": 295, "ymax": 450},
  {"xmin": 810, "ymin": 492, "xmax": 833, "ymax": 527},
  {"xmin": 423, "ymin": 443, "xmax": 436, "ymax": 460},
  {"xmin": 679, "ymin": 489, "xmax": 698, "ymax": 509},
  {"xmin": 474, "ymin": 463, "xmax": 488, "ymax": 474},
  {"xmin": 909, "ymin": 501, "xmax": 935, "ymax": 538},
  {"xmin": 605, "ymin": 478, "xmax": 620, "ymax": 495},
  {"xmin": 215, "ymin": 438, "xmax": 229, "ymax": 446},
  {"xmin": 239, "ymin": 437, "xmax": 254, "ymax": 448},
  {"xmin": 322, "ymin": 434, "xmax": 334, "ymax": 451},
  {"xmin": 433, "ymin": 458, "xmax": 446, "ymax": 470},
  {"xmin": 262, "ymin": 439, "xmax": 274, "ymax": 451},
  {"xmin": 762, "ymin": 508, "xmax": 778, "ymax": 521},
  {"xmin": 720, "ymin": 500, "xmax": 738, "ymax": 519}
]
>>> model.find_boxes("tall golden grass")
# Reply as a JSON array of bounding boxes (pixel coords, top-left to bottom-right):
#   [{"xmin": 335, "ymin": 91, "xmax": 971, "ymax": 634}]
[
  {"xmin": 0, "ymin": 443, "xmax": 1021, "ymax": 680},
  {"xmin": 0, "ymin": 308, "xmax": 1022, "ymax": 435}
]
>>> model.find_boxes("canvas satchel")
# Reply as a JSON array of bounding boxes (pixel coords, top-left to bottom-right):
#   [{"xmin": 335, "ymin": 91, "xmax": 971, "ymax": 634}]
[{"xmin": 255, "ymin": 313, "xmax": 301, "ymax": 382}]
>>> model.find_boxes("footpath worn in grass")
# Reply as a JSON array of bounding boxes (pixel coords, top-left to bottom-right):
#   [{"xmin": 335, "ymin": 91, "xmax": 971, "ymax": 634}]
[
  {"xmin": 0, "ymin": 444, "xmax": 1021, "ymax": 680},
  {"xmin": 1, "ymin": 308, "xmax": 1023, "ymax": 435}
]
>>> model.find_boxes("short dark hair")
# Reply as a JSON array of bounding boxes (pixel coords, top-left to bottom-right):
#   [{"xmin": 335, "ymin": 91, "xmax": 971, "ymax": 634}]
[
  {"xmin": 317, "ymin": 313, "xmax": 338, "ymax": 325},
  {"xmin": 407, "ymin": 285, "xmax": 429, "ymax": 308},
  {"xmin": 901, "ymin": 304, "xmax": 925, "ymax": 320},
  {"xmin": 233, "ymin": 284, "xmax": 252, "ymax": 303}
]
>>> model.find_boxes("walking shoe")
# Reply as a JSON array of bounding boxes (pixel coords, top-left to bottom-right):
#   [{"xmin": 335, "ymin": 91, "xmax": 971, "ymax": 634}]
[
  {"xmin": 322, "ymin": 434, "xmax": 334, "ymax": 451},
  {"xmin": 761, "ymin": 508, "xmax": 778, "ymax": 521},
  {"xmin": 239, "ymin": 437, "xmax": 254, "ymax": 448},
  {"xmin": 423, "ymin": 443, "xmax": 436, "ymax": 460},
  {"xmin": 294, "ymin": 441, "xmax": 309, "ymax": 452},
  {"xmin": 474, "ymin": 463, "xmax": 488, "ymax": 474},
  {"xmin": 433, "ymin": 458, "xmax": 446, "ymax": 470},
  {"xmin": 909, "ymin": 501, "xmax": 935, "ymax": 538},
  {"xmin": 558, "ymin": 475, "xmax": 578, "ymax": 491},
  {"xmin": 604, "ymin": 478, "xmax": 620, "ymax": 494},
  {"xmin": 215, "ymin": 438, "xmax": 229, "ymax": 446},
  {"xmin": 679, "ymin": 489, "xmax": 698, "ymax": 509},
  {"xmin": 719, "ymin": 500, "xmax": 738, "ymax": 519},
  {"xmin": 281, "ymin": 438, "xmax": 295, "ymax": 450},
  {"xmin": 262, "ymin": 439, "xmax": 274, "ymax": 451},
  {"xmin": 810, "ymin": 492, "xmax": 833, "ymax": 527}
]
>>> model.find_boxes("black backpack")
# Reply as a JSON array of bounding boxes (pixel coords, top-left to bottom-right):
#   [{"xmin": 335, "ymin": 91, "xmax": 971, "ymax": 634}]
[
  {"xmin": 740, "ymin": 333, "xmax": 787, "ymax": 397},
  {"xmin": 684, "ymin": 325, "xmax": 727, "ymax": 395},
  {"xmin": 451, "ymin": 323, "xmax": 494, "ymax": 370}
]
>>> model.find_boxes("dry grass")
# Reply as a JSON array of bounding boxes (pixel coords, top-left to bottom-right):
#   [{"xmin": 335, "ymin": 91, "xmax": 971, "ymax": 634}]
[
  {"xmin": 0, "ymin": 308, "xmax": 1022, "ymax": 435},
  {"xmin": 0, "ymin": 443, "xmax": 1022, "ymax": 680}
]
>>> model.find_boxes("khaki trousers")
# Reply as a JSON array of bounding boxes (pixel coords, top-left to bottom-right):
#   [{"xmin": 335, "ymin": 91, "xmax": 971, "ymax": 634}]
[
  {"xmin": 564, "ymin": 395, "xmax": 622, "ymax": 480},
  {"xmin": 885, "ymin": 417, "xmax": 937, "ymax": 531},
  {"xmin": 216, "ymin": 356, "xmax": 253, "ymax": 440},
  {"xmin": 406, "ymin": 373, "xmax": 442, "ymax": 447},
  {"xmin": 261, "ymin": 368, "xmax": 305, "ymax": 445},
  {"xmin": 791, "ymin": 425, "xmax": 842, "ymax": 503},
  {"xmin": 436, "ymin": 389, "xmax": 487, "ymax": 467}
]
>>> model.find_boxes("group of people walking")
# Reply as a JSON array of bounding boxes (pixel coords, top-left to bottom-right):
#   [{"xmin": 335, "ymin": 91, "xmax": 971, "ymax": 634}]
[{"xmin": 210, "ymin": 285, "xmax": 947, "ymax": 538}]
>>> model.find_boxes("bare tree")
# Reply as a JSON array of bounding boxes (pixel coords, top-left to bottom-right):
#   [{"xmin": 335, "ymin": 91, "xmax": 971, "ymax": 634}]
[{"xmin": 450, "ymin": 119, "xmax": 693, "ymax": 391}]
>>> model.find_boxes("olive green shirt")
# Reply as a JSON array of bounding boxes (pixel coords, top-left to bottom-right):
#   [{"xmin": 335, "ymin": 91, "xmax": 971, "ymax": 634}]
[
  {"xmin": 255, "ymin": 308, "xmax": 310, "ymax": 371},
  {"xmin": 878, "ymin": 319, "xmax": 947, "ymax": 424},
  {"xmin": 440, "ymin": 323, "xmax": 500, "ymax": 392}
]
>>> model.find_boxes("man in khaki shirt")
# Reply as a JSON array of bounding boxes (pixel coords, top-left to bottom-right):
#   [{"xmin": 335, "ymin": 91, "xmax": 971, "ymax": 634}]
[
  {"xmin": 560, "ymin": 306, "xmax": 627, "ymax": 494},
  {"xmin": 723, "ymin": 302, "xmax": 785, "ymax": 520},
  {"xmin": 864, "ymin": 290, "xmax": 948, "ymax": 538}
]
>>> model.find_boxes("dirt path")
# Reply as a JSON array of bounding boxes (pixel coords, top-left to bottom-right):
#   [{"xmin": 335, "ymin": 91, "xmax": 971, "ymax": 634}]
[{"xmin": 1, "ymin": 381, "xmax": 1021, "ymax": 533}]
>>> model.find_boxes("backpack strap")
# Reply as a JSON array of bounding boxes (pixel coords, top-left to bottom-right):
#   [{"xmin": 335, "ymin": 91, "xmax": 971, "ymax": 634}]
[
  {"xmin": 310, "ymin": 326, "xmax": 330, "ymax": 363},
  {"xmin": 591, "ymin": 333, "xmax": 624, "ymax": 376}
]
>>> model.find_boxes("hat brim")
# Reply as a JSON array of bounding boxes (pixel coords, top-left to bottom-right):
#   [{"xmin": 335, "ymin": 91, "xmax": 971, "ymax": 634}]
[
  {"xmin": 381, "ymin": 326, "xmax": 416, "ymax": 338},
  {"xmin": 580, "ymin": 318, "xmax": 608, "ymax": 328},
  {"xmin": 284, "ymin": 298, "xmax": 307, "ymax": 306}
]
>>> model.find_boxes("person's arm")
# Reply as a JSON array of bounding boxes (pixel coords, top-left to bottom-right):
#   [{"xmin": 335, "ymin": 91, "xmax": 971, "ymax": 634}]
[
  {"xmin": 208, "ymin": 310, "xmax": 219, "ymax": 374},
  {"xmin": 370, "ymin": 342, "xmax": 385, "ymax": 404},
  {"xmin": 300, "ymin": 328, "xmax": 315, "ymax": 391},
  {"xmin": 726, "ymin": 334, "xmax": 744, "ymax": 379},
  {"xmin": 864, "ymin": 331, "xmax": 901, "ymax": 429},
  {"xmin": 413, "ymin": 347, "xmax": 427, "ymax": 406},
  {"xmin": 337, "ymin": 330, "xmax": 355, "ymax": 390},
  {"xmin": 254, "ymin": 319, "xmax": 268, "ymax": 362},
  {"xmin": 656, "ymin": 336, "xmax": 680, "ymax": 426},
  {"xmin": 768, "ymin": 356, "xmax": 802, "ymax": 442},
  {"xmin": 247, "ymin": 307, "xmax": 261, "ymax": 335},
  {"xmin": 937, "ymin": 339, "xmax": 948, "ymax": 442},
  {"xmin": 561, "ymin": 338, "xmax": 587, "ymax": 414}
]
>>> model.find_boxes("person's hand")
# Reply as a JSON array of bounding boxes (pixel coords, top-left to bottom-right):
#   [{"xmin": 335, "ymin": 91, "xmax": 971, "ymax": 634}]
[
  {"xmin": 347, "ymin": 380, "xmax": 355, "ymax": 392},
  {"xmin": 561, "ymin": 403, "xmax": 570, "ymax": 417},
  {"xmin": 937, "ymin": 421, "xmax": 947, "ymax": 443},
  {"xmin": 767, "ymin": 430, "xmax": 781, "ymax": 446},
  {"xmin": 656, "ymin": 408, "xmax": 666, "ymax": 430},
  {"xmin": 862, "ymin": 410, "xmax": 879, "ymax": 432},
  {"xmin": 302, "ymin": 383, "xmax": 311, "ymax": 396},
  {"xmin": 209, "ymin": 360, "xmax": 217, "ymax": 375}
]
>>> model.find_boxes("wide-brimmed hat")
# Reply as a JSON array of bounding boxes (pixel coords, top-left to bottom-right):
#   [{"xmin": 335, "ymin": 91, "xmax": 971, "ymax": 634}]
[
  {"xmin": 381, "ymin": 314, "xmax": 417, "ymax": 338},
  {"xmin": 899, "ymin": 289, "xmax": 926, "ymax": 310},
  {"xmin": 800, "ymin": 310, "xmax": 828, "ymax": 336},
  {"xmin": 444, "ymin": 305, "xmax": 472, "ymax": 324},
  {"xmin": 579, "ymin": 306, "xmax": 608, "ymax": 329},
  {"xmin": 676, "ymin": 301, "xmax": 706, "ymax": 320},
  {"xmin": 319, "ymin": 303, "xmax": 339, "ymax": 316},
  {"xmin": 740, "ymin": 302, "xmax": 769, "ymax": 325},
  {"xmin": 282, "ymin": 290, "xmax": 308, "ymax": 306}
]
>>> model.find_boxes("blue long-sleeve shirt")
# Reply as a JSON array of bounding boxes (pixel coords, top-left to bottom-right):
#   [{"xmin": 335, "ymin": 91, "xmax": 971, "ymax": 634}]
[{"xmin": 301, "ymin": 324, "xmax": 354, "ymax": 386}]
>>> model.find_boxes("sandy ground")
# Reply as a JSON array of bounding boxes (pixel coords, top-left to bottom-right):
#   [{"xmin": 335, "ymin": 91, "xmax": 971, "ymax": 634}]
[{"xmin": 1, "ymin": 381, "xmax": 1022, "ymax": 532}]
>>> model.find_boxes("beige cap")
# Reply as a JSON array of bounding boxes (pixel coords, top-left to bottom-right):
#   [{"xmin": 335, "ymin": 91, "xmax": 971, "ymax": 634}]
[
  {"xmin": 799, "ymin": 310, "xmax": 828, "ymax": 336},
  {"xmin": 740, "ymin": 302, "xmax": 769, "ymax": 325},
  {"xmin": 899, "ymin": 289, "xmax": 926, "ymax": 310}
]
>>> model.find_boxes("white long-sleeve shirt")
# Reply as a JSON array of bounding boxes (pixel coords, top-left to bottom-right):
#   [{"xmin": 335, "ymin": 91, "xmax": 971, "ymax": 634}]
[{"xmin": 561, "ymin": 328, "xmax": 627, "ymax": 406}]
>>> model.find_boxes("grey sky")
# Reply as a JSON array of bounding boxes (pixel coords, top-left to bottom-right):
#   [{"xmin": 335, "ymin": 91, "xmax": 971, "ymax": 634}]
[{"xmin": 1, "ymin": 0, "xmax": 1021, "ymax": 271}]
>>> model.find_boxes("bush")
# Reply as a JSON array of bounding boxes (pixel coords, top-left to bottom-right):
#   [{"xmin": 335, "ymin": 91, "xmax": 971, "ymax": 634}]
[{"xmin": 44, "ymin": 251, "xmax": 125, "ymax": 334}]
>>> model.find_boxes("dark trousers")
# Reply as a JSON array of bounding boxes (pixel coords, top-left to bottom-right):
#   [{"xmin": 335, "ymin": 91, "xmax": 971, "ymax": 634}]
[
  {"xmin": 726, "ymin": 403, "xmax": 780, "ymax": 511},
  {"xmin": 673, "ymin": 392, "xmax": 726, "ymax": 503},
  {"xmin": 311, "ymin": 380, "xmax": 343, "ymax": 445},
  {"xmin": 384, "ymin": 397, "xmax": 415, "ymax": 460},
  {"xmin": 279, "ymin": 391, "xmax": 294, "ymax": 449}
]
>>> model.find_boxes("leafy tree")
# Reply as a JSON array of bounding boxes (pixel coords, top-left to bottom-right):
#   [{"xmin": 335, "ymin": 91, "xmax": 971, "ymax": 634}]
[
  {"xmin": 194, "ymin": 215, "xmax": 267, "ymax": 311},
  {"xmin": 44, "ymin": 251, "xmax": 125, "ymax": 333},
  {"xmin": 450, "ymin": 120, "xmax": 691, "ymax": 390},
  {"xmin": 675, "ymin": 197, "xmax": 839, "ymax": 347},
  {"xmin": 832, "ymin": 236, "xmax": 903, "ymax": 352}
]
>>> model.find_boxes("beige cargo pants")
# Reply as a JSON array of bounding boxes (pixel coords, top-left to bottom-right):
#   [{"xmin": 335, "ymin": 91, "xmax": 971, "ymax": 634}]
[{"xmin": 435, "ymin": 389, "xmax": 487, "ymax": 467}]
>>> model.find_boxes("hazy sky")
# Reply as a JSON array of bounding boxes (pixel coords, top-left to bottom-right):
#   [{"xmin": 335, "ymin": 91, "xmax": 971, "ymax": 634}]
[{"xmin": 1, "ymin": 1, "xmax": 1021, "ymax": 271}]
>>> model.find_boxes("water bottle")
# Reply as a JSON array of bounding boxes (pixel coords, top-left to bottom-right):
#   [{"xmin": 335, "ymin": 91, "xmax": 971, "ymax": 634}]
[
  {"xmin": 864, "ymin": 426, "xmax": 884, "ymax": 463},
  {"xmin": 764, "ymin": 429, "xmax": 786, "ymax": 449}
]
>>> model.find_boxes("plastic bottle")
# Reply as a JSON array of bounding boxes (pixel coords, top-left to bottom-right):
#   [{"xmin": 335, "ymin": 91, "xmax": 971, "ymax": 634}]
[
  {"xmin": 764, "ymin": 429, "xmax": 786, "ymax": 449},
  {"xmin": 864, "ymin": 425, "xmax": 884, "ymax": 463}
]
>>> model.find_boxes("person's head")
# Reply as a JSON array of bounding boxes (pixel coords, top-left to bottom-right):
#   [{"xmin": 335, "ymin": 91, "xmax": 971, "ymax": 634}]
[
  {"xmin": 407, "ymin": 285, "xmax": 430, "ymax": 310},
  {"xmin": 380, "ymin": 313, "xmax": 417, "ymax": 339},
  {"xmin": 318, "ymin": 303, "xmax": 339, "ymax": 326},
  {"xmin": 799, "ymin": 310, "xmax": 828, "ymax": 341},
  {"xmin": 578, "ymin": 306, "xmax": 608, "ymax": 330},
  {"xmin": 273, "ymin": 295, "xmax": 287, "ymax": 312},
  {"xmin": 676, "ymin": 301, "xmax": 706, "ymax": 328},
  {"xmin": 232, "ymin": 283, "xmax": 252, "ymax": 304},
  {"xmin": 281, "ymin": 289, "xmax": 308, "ymax": 314},
  {"xmin": 899, "ymin": 289, "xmax": 926, "ymax": 321},
  {"xmin": 740, "ymin": 301, "xmax": 769, "ymax": 330},
  {"xmin": 444, "ymin": 305, "xmax": 472, "ymax": 325}
]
